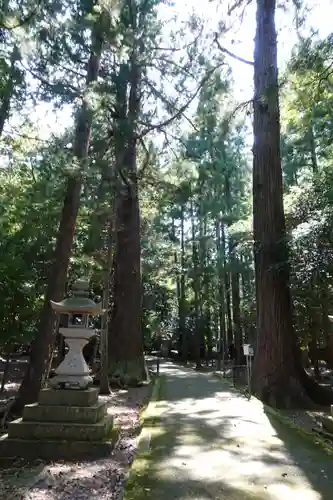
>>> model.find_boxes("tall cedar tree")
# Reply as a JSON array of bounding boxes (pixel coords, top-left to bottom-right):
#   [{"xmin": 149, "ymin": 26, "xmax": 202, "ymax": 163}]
[
  {"xmin": 14, "ymin": 7, "xmax": 105, "ymax": 411},
  {"xmin": 251, "ymin": 0, "xmax": 308, "ymax": 408}
]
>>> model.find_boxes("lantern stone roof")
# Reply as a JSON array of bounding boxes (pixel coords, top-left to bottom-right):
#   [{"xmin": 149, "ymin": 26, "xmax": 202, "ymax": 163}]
[{"xmin": 50, "ymin": 278, "xmax": 103, "ymax": 316}]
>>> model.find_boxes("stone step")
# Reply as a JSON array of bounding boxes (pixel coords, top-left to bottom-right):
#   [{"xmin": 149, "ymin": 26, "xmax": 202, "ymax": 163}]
[
  {"xmin": 8, "ymin": 415, "xmax": 114, "ymax": 441},
  {"xmin": 23, "ymin": 401, "xmax": 107, "ymax": 424},
  {"xmin": 39, "ymin": 387, "xmax": 99, "ymax": 407},
  {"xmin": 0, "ymin": 427, "xmax": 119, "ymax": 460}
]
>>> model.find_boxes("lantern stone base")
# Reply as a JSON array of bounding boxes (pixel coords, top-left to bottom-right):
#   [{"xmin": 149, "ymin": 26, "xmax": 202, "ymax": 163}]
[
  {"xmin": 39, "ymin": 387, "xmax": 98, "ymax": 406},
  {"xmin": 23, "ymin": 400, "xmax": 107, "ymax": 424},
  {"xmin": 49, "ymin": 373, "xmax": 93, "ymax": 390},
  {"xmin": 0, "ymin": 387, "xmax": 119, "ymax": 460},
  {"xmin": 0, "ymin": 430, "xmax": 119, "ymax": 461}
]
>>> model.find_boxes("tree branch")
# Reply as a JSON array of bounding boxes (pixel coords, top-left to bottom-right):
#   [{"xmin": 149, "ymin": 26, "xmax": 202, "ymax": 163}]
[
  {"xmin": 214, "ymin": 33, "xmax": 254, "ymax": 66},
  {"xmin": 137, "ymin": 62, "xmax": 224, "ymax": 138},
  {"xmin": 227, "ymin": 0, "xmax": 251, "ymax": 17},
  {"xmin": 22, "ymin": 64, "xmax": 79, "ymax": 98},
  {"xmin": 137, "ymin": 138, "xmax": 152, "ymax": 178}
]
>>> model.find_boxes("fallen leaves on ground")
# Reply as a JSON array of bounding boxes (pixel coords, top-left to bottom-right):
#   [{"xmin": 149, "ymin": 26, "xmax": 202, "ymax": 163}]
[{"xmin": 0, "ymin": 384, "xmax": 151, "ymax": 500}]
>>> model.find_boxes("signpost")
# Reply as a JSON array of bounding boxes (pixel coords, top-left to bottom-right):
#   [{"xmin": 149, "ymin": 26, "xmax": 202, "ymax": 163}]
[{"xmin": 243, "ymin": 343, "xmax": 254, "ymax": 397}]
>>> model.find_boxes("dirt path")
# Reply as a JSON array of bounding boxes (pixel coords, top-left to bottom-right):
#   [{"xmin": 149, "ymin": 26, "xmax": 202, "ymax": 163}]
[{"xmin": 128, "ymin": 362, "xmax": 333, "ymax": 500}]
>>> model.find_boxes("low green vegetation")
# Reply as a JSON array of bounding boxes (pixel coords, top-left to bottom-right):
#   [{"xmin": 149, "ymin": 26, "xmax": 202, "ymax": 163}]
[{"xmin": 124, "ymin": 375, "xmax": 170, "ymax": 500}]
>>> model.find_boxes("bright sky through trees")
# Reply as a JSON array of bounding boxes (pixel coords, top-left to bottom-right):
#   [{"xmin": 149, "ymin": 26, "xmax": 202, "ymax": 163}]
[{"xmin": 12, "ymin": 0, "xmax": 333, "ymax": 140}]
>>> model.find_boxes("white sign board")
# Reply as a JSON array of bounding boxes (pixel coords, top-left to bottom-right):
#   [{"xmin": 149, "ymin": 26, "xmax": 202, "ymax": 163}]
[{"xmin": 243, "ymin": 344, "xmax": 254, "ymax": 357}]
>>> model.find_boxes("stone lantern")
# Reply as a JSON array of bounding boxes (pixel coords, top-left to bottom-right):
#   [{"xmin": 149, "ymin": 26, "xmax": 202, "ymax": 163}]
[
  {"xmin": 0, "ymin": 277, "xmax": 119, "ymax": 461},
  {"xmin": 50, "ymin": 278, "xmax": 102, "ymax": 390}
]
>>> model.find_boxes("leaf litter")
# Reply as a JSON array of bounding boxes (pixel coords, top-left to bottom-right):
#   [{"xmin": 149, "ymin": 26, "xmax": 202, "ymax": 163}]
[{"xmin": 0, "ymin": 384, "xmax": 151, "ymax": 500}]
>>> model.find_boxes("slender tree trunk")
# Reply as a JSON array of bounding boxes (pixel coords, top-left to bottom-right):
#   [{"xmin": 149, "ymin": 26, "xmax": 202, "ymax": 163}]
[
  {"xmin": 0, "ymin": 46, "xmax": 20, "ymax": 138},
  {"xmin": 308, "ymin": 123, "xmax": 317, "ymax": 174},
  {"xmin": 198, "ymin": 210, "xmax": 205, "ymax": 360},
  {"xmin": 14, "ymin": 20, "xmax": 104, "ymax": 412},
  {"xmin": 173, "ymin": 214, "xmax": 187, "ymax": 361},
  {"xmin": 99, "ymin": 214, "xmax": 115, "ymax": 394},
  {"xmin": 191, "ymin": 201, "xmax": 201, "ymax": 369},
  {"xmin": 318, "ymin": 274, "xmax": 333, "ymax": 367},
  {"xmin": 172, "ymin": 218, "xmax": 182, "ymax": 356},
  {"xmin": 216, "ymin": 220, "xmax": 226, "ymax": 370},
  {"xmin": 322, "ymin": 283, "xmax": 330, "ymax": 341},
  {"xmin": 308, "ymin": 316, "xmax": 320, "ymax": 380},
  {"xmin": 251, "ymin": 0, "xmax": 309, "ymax": 408},
  {"xmin": 179, "ymin": 207, "xmax": 187, "ymax": 362},
  {"xmin": 230, "ymin": 238, "xmax": 242, "ymax": 364},
  {"xmin": 222, "ymin": 224, "xmax": 233, "ymax": 348},
  {"xmin": 202, "ymin": 218, "xmax": 212, "ymax": 365}
]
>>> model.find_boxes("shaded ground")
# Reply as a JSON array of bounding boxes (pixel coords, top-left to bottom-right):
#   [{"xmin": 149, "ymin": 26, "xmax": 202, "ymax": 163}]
[
  {"xmin": 0, "ymin": 383, "xmax": 152, "ymax": 500},
  {"xmin": 127, "ymin": 362, "xmax": 333, "ymax": 500},
  {"xmin": 214, "ymin": 367, "xmax": 329, "ymax": 433}
]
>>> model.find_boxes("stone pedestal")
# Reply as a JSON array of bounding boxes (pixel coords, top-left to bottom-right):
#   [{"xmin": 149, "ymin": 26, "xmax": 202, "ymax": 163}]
[
  {"xmin": 50, "ymin": 327, "xmax": 94, "ymax": 390},
  {"xmin": 0, "ymin": 388, "xmax": 119, "ymax": 460}
]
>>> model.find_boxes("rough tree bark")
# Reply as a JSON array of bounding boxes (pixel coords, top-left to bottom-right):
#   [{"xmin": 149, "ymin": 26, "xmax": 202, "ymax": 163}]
[
  {"xmin": 107, "ymin": 22, "xmax": 148, "ymax": 385},
  {"xmin": 14, "ymin": 18, "xmax": 104, "ymax": 412},
  {"xmin": 251, "ymin": 0, "xmax": 311, "ymax": 408},
  {"xmin": 108, "ymin": 142, "xmax": 148, "ymax": 385}
]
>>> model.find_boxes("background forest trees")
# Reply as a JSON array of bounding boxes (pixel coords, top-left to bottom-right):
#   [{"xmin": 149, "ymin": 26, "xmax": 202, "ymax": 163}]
[{"xmin": 1, "ymin": 0, "xmax": 333, "ymax": 410}]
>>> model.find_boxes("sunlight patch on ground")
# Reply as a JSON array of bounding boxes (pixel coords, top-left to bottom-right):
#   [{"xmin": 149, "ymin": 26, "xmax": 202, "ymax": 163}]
[{"xmin": 147, "ymin": 363, "xmax": 331, "ymax": 500}]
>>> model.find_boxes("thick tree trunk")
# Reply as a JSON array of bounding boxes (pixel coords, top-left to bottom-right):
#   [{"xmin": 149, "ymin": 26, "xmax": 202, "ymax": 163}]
[
  {"xmin": 251, "ymin": 0, "xmax": 310, "ymax": 408},
  {"xmin": 108, "ymin": 142, "xmax": 148, "ymax": 386},
  {"xmin": 14, "ymin": 22, "xmax": 104, "ymax": 412},
  {"xmin": 107, "ymin": 27, "xmax": 148, "ymax": 385}
]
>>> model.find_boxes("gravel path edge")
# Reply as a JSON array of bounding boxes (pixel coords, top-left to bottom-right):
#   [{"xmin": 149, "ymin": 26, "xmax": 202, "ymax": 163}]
[{"xmin": 123, "ymin": 375, "xmax": 165, "ymax": 500}]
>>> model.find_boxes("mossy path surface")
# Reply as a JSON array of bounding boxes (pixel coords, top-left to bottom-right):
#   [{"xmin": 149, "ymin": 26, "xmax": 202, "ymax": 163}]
[{"xmin": 125, "ymin": 362, "xmax": 333, "ymax": 500}]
